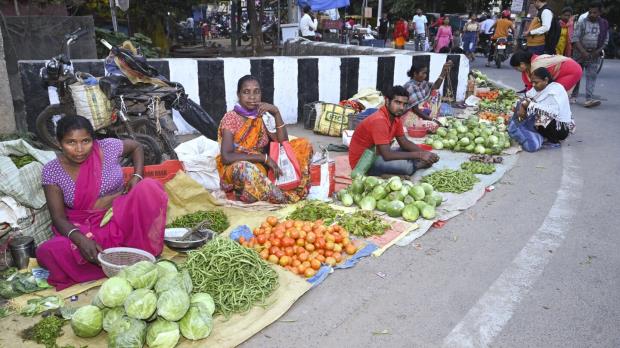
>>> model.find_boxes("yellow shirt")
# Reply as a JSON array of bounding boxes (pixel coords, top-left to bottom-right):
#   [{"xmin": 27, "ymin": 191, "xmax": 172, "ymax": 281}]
[
  {"xmin": 527, "ymin": 17, "xmax": 545, "ymax": 46},
  {"xmin": 555, "ymin": 26, "xmax": 568, "ymax": 55}
]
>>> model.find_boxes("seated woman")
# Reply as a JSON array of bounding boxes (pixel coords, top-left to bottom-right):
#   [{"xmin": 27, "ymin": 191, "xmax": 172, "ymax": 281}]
[
  {"xmin": 216, "ymin": 75, "xmax": 313, "ymax": 204},
  {"xmin": 403, "ymin": 60, "xmax": 453, "ymax": 131},
  {"xmin": 509, "ymin": 50, "xmax": 582, "ymax": 96},
  {"xmin": 511, "ymin": 67, "xmax": 574, "ymax": 151},
  {"xmin": 36, "ymin": 115, "xmax": 168, "ymax": 290}
]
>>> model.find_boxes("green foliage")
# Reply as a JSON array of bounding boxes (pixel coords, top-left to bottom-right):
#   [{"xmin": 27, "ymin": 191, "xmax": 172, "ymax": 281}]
[{"xmin": 95, "ymin": 27, "xmax": 161, "ymax": 58}]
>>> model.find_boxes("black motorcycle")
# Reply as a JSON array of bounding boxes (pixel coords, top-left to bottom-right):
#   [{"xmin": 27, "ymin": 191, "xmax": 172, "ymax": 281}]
[{"xmin": 492, "ymin": 37, "xmax": 512, "ymax": 68}]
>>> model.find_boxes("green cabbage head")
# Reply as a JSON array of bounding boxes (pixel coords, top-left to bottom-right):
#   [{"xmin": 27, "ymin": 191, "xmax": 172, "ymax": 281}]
[
  {"xmin": 124, "ymin": 288, "xmax": 157, "ymax": 320},
  {"xmin": 107, "ymin": 316, "xmax": 147, "ymax": 348},
  {"xmin": 71, "ymin": 305, "xmax": 103, "ymax": 338},
  {"xmin": 124, "ymin": 261, "xmax": 159, "ymax": 289},
  {"xmin": 157, "ymin": 287, "xmax": 190, "ymax": 322},
  {"xmin": 103, "ymin": 307, "xmax": 126, "ymax": 332},
  {"xmin": 190, "ymin": 293, "xmax": 215, "ymax": 316},
  {"xmin": 99, "ymin": 277, "xmax": 133, "ymax": 308},
  {"xmin": 146, "ymin": 318, "xmax": 181, "ymax": 348},
  {"xmin": 179, "ymin": 303, "xmax": 214, "ymax": 340}
]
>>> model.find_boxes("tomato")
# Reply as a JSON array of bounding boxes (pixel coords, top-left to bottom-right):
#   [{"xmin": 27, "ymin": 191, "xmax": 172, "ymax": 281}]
[
  {"xmin": 314, "ymin": 225, "xmax": 326, "ymax": 235},
  {"xmin": 304, "ymin": 268, "xmax": 316, "ymax": 278},
  {"xmin": 299, "ymin": 252, "xmax": 309, "ymax": 262},
  {"xmin": 279, "ymin": 256, "xmax": 291, "ymax": 266},
  {"xmin": 302, "ymin": 225, "xmax": 312, "ymax": 233},
  {"xmin": 305, "ymin": 243, "xmax": 315, "ymax": 252},
  {"xmin": 306, "ymin": 232, "xmax": 316, "ymax": 243},
  {"xmin": 284, "ymin": 221, "xmax": 294, "ymax": 229},
  {"xmin": 274, "ymin": 230, "xmax": 285, "ymax": 240},
  {"xmin": 325, "ymin": 233, "xmax": 335, "ymax": 243},
  {"xmin": 289, "ymin": 267, "xmax": 299, "ymax": 275},
  {"xmin": 295, "ymin": 238, "xmax": 304, "ymax": 247},
  {"xmin": 315, "ymin": 219, "xmax": 324, "ymax": 226},
  {"xmin": 290, "ymin": 229, "xmax": 300, "ymax": 239},
  {"xmin": 272, "ymin": 238, "xmax": 281, "ymax": 247},
  {"xmin": 297, "ymin": 264, "xmax": 307, "ymax": 274},
  {"xmin": 263, "ymin": 241, "xmax": 272, "ymax": 249},
  {"xmin": 325, "ymin": 250, "xmax": 334, "ymax": 257},
  {"xmin": 257, "ymin": 234, "xmax": 268, "ymax": 244},
  {"xmin": 294, "ymin": 221, "xmax": 303, "ymax": 229},
  {"xmin": 261, "ymin": 222, "xmax": 271, "ymax": 229},
  {"xmin": 317, "ymin": 249, "xmax": 325, "ymax": 256},
  {"xmin": 333, "ymin": 252, "xmax": 343, "ymax": 263},
  {"xmin": 253, "ymin": 228, "xmax": 261, "ymax": 236},
  {"xmin": 268, "ymin": 254, "xmax": 279, "ymax": 264},
  {"xmin": 275, "ymin": 250, "xmax": 285, "ymax": 259},
  {"xmin": 299, "ymin": 230, "xmax": 307, "ymax": 239},
  {"xmin": 345, "ymin": 244, "xmax": 357, "ymax": 255},
  {"xmin": 310, "ymin": 259, "xmax": 321, "ymax": 270},
  {"xmin": 333, "ymin": 243, "xmax": 343, "ymax": 253},
  {"xmin": 292, "ymin": 259, "xmax": 301, "ymax": 267},
  {"xmin": 269, "ymin": 246, "xmax": 280, "ymax": 255},
  {"xmin": 260, "ymin": 249, "xmax": 269, "ymax": 260},
  {"xmin": 285, "ymin": 237, "xmax": 296, "ymax": 247},
  {"xmin": 316, "ymin": 254, "xmax": 326, "ymax": 263},
  {"xmin": 316, "ymin": 238, "xmax": 326, "ymax": 249},
  {"xmin": 239, "ymin": 236, "xmax": 246, "ymax": 244},
  {"xmin": 342, "ymin": 237, "xmax": 351, "ymax": 246},
  {"xmin": 295, "ymin": 246, "xmax": 305, "ymax": 255},
  {"xmin": 266, "ymin": 216, "xmax": 279, "ymax": 227},
  {"xmin": 302, "ymin": 261, "xmax": 311, "ymax": 268},
  {"xmin": 326, "ymin": 241, "xmax": 335, "ymax": 250},
  {"xmin": 325, "ymin": 257, "xmax": 336, "ymax": 266},
  {"xmin": 333, "ymin": 233, "xmax": 343, "ymax": 243}
]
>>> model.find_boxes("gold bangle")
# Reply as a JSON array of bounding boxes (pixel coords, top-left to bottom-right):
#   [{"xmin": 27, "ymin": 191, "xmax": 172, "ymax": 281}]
[
  {"xmin": 264, "ymin": 154, "xmax": 268, "ymax": 163},
  {"xmin": 276, "ymin": 123, "xmax": 285, "ymax": 129}
]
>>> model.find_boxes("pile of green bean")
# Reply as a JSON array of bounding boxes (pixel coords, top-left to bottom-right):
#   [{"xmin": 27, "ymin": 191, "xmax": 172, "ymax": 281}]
[
  {"xmin": 460, "ymin": 161, "xmax": 496, "ymax": 175},
  {"xmin": 421, "ymin": 169, "xmax": 480, "ymax": 193},
  {"xmin": 10, "ymin": 155, "xmax": 36, "ymax": 168},
  {"xmin": 183, "ymin": 237, "xmax": 279, "ymax": 318},
  {"xmin": 167, "ymin": 210, "xmax": 230, "ymax": 233},
  {"xmin": 287, "ymin": 200, "xmax": 340, "ymax": 223}
]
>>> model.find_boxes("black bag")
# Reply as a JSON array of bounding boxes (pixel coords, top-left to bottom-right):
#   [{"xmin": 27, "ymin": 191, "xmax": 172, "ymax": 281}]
[{"xmin": 176, "ymin": 98, "xmax": 218, "ymax": 141}]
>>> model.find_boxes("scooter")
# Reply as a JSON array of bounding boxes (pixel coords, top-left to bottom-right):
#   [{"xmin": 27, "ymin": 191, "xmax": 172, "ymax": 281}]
[{"xmin": 492, "ymin": 37, "xmax": 511, "ymax": 69}]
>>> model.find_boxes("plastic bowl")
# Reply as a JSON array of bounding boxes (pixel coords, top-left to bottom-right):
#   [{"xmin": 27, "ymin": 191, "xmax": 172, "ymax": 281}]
[
  {"xmin": 419, "ymin": 144, "xmax": 433, "ymax": 151},
  {"xmin": 407, "ymin": 127, "xmax": 427, "ymax": 138}
]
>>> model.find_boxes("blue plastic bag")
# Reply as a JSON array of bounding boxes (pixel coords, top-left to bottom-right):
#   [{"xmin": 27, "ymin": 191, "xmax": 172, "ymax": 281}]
[{"xmin": 508, "ymin": 102, "xmax": 543, "ymax": 152}]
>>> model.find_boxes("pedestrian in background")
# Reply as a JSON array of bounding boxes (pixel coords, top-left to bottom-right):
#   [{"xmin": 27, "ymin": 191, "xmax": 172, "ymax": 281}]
[
  {"xmin": 524, "ymin": 0, "xmax": 560, "ymax": 55},
  {"xmin": 393, "ymin": 17, "xmax": 409, "ymax": 49},
  {"xmin": 556, "ymin": 7, "xmax": 575, "ymax": 56},
  {"xmin": 571, "ymin": 2, "xmax": 609, "ymax": 107},
  {"xmin": 462, "ymin": 13, "xmax": 480, "ymax": 61},
  {"xmin": 378, "ymin": 12, "xmax": 390, "ymax": 45},
  {"xmin": 412, "ymin": 9, "xmax": 429, "ymax": 51},
  {"xmin": 434, "ymin": 17, "xmax": 453, "ymax": 53},
  {"xmin": 479, "ymin": 14, "xmax": 496, "ymax": 57},
  {"xmin": 300, "ymin": 6, "xmax": 318, "ymax": 41}
]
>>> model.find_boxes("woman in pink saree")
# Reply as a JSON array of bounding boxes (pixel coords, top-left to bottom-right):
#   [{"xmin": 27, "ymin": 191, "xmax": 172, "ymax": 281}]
[
  {"xmin": 434, "ymin": 18, "xmax": 453, "ymax": 52},
  {"xmin": 36, "ymin": 115, "xmax": 167, "ymax": 290}
]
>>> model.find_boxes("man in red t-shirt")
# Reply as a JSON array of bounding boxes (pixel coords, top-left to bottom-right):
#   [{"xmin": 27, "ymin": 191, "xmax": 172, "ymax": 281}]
[{"xmin": 348, "ymin": 86, "xmax": 439, "ymax": 177}]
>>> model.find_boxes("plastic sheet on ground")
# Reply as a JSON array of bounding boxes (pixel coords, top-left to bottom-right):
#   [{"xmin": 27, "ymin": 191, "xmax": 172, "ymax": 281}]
[{"xmin": 396, "ymin": 147, "xmax": 519, "ymax": 246}]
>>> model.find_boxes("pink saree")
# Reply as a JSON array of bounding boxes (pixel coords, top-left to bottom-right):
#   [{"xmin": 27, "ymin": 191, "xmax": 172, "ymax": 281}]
[{"xmin": 36, "ymin": 141, "xmax": 167, "ymax": 290}]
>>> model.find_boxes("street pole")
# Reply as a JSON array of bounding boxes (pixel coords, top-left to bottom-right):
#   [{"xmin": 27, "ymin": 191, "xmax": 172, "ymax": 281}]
[
  {"xmin": 109, "ymin": 0, "xmax": 118, "ymax": 32},
  {"xmin": 377, "ymin": 0, "xmax": 382, "ymax": 27}
]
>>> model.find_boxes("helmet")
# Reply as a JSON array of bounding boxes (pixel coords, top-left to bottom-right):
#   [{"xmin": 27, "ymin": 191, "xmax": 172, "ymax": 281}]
[{"xmin": 501, "ymin": 10, "xmax": 511, "ymax": 18}]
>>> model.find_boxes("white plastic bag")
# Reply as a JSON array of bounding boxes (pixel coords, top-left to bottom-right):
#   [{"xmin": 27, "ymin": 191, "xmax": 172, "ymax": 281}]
[
  {"xmin": 174, "ymin": 136, "xmax": 220, "ymax": 191},
  {"xmin": 424, "ymin": 37, "xmax": 431, "ymax": 52}
]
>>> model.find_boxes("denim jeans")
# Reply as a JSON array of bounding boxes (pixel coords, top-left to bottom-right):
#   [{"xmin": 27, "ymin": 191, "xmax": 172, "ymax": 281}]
[
  {"xmin": 571, "ymin": 56, "xmax": 601, "ymax": 100},
  {"xmin": 414, "ymin": 34, "xmax": 426, "ymax": 51},
  {"xmin": 527, "ymin": 45, "xmax": 545, "ymax": 55},
  {"xmin": 366, "ymin": 147, "xmax": 417, "ymax": 176}
]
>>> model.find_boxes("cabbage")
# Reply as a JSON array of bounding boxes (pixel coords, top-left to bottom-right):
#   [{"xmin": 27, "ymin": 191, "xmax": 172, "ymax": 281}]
[
  {"xmin": 359, "ymin": 196, "xmax": 376, "ymax": 211},
  {"xmin": 190, "ymin": 293, "xmax": 215, "ymax": 316},
  {"xmin": 108, "ymin": 316, "xmax": 147, "ymax": 348},
  {"xmin": 146, "ymin": 318, "xmax": 181, "ymax": 348},
  {"xmin": 156, "ymin": 260, "xmax": 178, "ymax": 278},
  {"xmin": 103, "ymin": 307, "xmax": 126, "ymax": 332},
  {"xmin": 157, "ymin": 288, "xmax": 190, "ymax": 321},
  {"xmin": 71, "ymin": 305, "xmax": 103, "ymax": 338},
  {"xmin": 124, "ymin": 261, "xmax": 158, "ymax": 289},
  {"xmin": 91, "ymin": 292, "xmax": 105, "ymax": 309},
  {"xmin": 155, "ymin": 269, "xmax": 192, "ymax": 294},
  {"xmin": 179, "ymin": 304, "xmax": 214, "ymax": 340},
  {"xmin": 99, "ymin": 277, "xmax": 133, "ymax": 308},
  {"xmin": 124, "ymin": 288, "xmax": 157, "ymax": 320}
]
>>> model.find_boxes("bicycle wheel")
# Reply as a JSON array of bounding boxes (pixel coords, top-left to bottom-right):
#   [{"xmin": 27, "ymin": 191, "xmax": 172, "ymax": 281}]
[
  {"xmin": 35, "ymin": 104, "xmax": 66, "ymax": 150},
  {"xmin": 128, "ymin": 118, "xmax": 178, "ymax": 160}
]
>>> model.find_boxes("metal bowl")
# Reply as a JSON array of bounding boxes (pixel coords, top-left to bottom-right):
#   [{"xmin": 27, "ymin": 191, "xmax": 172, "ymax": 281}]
[{"xmin": 164, "ymin": 228, "xmax": 215, "ymax": 252}]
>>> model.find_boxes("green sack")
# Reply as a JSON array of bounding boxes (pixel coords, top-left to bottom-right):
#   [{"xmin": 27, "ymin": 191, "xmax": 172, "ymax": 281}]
[{"xmin": 351, "ymin": 147, "xmax": 377, "ymax": 179}]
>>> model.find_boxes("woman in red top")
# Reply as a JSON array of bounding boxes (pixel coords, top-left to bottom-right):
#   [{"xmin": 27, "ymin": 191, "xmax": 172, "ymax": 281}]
[
  {"xmin": 393, "ymin": 17, "xmax": 409, "ymax": 49},
  {"xmin": 509, "ymin": 50, "xmax": 582, "ymax": 94}
]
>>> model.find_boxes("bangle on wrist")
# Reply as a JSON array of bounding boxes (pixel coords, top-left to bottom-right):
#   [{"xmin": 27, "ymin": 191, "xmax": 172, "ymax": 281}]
[
  {"xmin": 276, "ymin": 123, "xmax": 285, "ymax": 129},
  {"xmin": 132, "ymin": 173, "xmax": 143, "ymax": 180},
  {"xmin": 264, "ymin": 154, "xmax": 268, "ymax": 163},
  {"xmin": 67, "ymin": 228, "xmax": 79, "ymax": 239}
]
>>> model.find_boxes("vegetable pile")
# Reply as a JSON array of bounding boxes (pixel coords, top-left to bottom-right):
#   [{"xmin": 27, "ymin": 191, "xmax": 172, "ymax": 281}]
[
  {"xmin": 10, "ymin": 154, "xmax": 37, "ymax": 168},
  {"xmin": 0, "ymin": 268, "xmax": 52, "ymax": 300},
  {"xmin": 240, "ymin": 217, "xmax": 360, "ymax": 277},
  {"xmin": 337, "ymin": 175, "xmax": 443, "ymax": 222},
  {"xmin": 183, "ymin": 237, "xmax": 278, "ymax": 318},
  {"xmin": 336, "ymin": 210, "xmax": 390, "ymax": 238},
  {"xmin": 287, "ymin": 200, "xmax": 340, "ymax": 224},
  {"xmin": 71, "ymin": 260, "xmax": 215, "ymax": 347},
  {"xmin": 425, "ymin": 116, "xmax": 511, "ymax": 155},
  {"xmin": 478, "ymin": 88, "xmax": 519, "ymax": 116},
  {"xmin": 166, "ymin": 210, "xmax": 230, "ymax": 233},
  {"xmin": 421, "ymin": 169, "xmax": 480, "ymax": 193},
  {"xmin": 460, "ymin": 161, "xmax": 496, "ymax": 175},
  {"xmin": 21, "ymin": 314, "xmax": 66, "ymax": 348}
]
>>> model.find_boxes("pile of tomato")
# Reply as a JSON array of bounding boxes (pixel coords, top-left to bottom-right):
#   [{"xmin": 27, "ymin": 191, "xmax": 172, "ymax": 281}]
[{"xmin": 238, "ymin": 216, "xmax": 360, "ymax": 278}]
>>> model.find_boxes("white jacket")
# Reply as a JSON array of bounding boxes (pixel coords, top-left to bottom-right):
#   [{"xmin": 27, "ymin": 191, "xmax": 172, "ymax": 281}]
[{"xmin": 300, "ymin": 13, "xmax": 318, "ymax": 36}]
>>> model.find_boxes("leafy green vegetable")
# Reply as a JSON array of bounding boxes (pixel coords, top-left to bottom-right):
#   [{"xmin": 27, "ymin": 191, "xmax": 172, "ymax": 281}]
[
  {"xmin": 21, "ymin": 315, "xmax": 65, "ymax": 348},
  {"xmin": 287, "ymin": 200, "xmax": 340, "ymax": 223},
  {"xmin": 179, "ymin": 303, "xmax": 214, "ymax": 340},
  {"xmin": 337, "ymin": 210, "xmax": 390, "ymax": 238},
  {"xmin": 20, "ymin": 296, "xmax": 64, "ymax": 317},
  {"xmin": 166, "ymin": 210, "xmax": 229, "ymax": 233},
  {"xmin": 157, "ymin": 288, "xmax": 190, "ymax": 322},
  {"xmin": 146, "ymin": 318, "xmax": 180, "ymax": 348},
  {"xmin": 99, "ymin": 277, "xmax": 133, "ymax": 307},
  {"xmin": 124, "ymin": 261, "xmax": 159, "ymax": 290},
  {"xmin": 103, "ymin": 307, "xmax": 126, "ymax": 332},
  {"xmin": 124, "ymin": 289, "xmax": 157, "ymax": 320},
  {"xmin": 107, "ymin": 316, "xmax": 147, "ymax": 348}
]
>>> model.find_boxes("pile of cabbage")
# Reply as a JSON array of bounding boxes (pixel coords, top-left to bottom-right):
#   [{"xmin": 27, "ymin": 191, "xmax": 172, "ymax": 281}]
[
  {"xmin": 425, "ymin": 116, "xmax": 512, "ymax": 155},
  {"xmin": 337, "ymin": 175, "xmax": 442, "ymax": 222},
  {"xmin": 70, "ymin": 260, "xmax": 216, "ymax": 348}
]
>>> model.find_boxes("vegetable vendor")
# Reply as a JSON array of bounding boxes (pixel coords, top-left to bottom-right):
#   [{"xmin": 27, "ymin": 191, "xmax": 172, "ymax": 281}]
[
  {"xmin": 348, "ymin": 86, "xmax": 439, "ymax": 177},
  {"xmin": 37, "ymin": 115, "xmax": 168, "ymax": 290},
  {"xmin": 403, "ymin": 60, "xmax": 453, "ymax": 132},
  {"xmin": 511, "ymin": 67, "xmax": 574, "ymax": 150},
  {"xmin": 216, "ymin": 75, "xmax": 313, "ymax": 203},
  {"xmin": 509, "ymin": 50, "xmax": 582, "ymax": 95}
]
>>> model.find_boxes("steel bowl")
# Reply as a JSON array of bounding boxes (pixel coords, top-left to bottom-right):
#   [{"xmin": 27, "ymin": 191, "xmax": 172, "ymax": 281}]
[{"xmin": 164, "ymin": 228, "xmax": 215, "ymax": 252}]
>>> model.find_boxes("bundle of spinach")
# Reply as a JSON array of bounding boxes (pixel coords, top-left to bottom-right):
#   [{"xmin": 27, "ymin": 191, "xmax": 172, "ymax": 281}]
[{"xmin": 21, "ymin": 315, "xmax": 66, "ymax": 348}]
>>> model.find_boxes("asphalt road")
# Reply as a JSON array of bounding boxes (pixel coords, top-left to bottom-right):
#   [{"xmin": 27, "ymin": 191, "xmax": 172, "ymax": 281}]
[{"xmin": 242, "ymin": 58, "xmax": 620, "ymax": 348}]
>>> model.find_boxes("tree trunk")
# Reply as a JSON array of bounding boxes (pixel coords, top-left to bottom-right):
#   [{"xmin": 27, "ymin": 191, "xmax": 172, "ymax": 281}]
[{"xmin": 247, "ymin": 0, "xmax": 263, "ymax": 56}]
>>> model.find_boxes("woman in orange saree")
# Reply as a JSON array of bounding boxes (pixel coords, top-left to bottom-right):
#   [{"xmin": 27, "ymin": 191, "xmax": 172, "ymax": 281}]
[{"xmin": 216, "ymin": 75, "xmax": 313, "ymax": 204}]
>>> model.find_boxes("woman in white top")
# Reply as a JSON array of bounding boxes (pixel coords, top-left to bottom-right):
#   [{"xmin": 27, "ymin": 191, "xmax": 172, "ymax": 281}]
[{"xmin": 517, "ymin": 67, "xmax": 574, "ymax": 143}]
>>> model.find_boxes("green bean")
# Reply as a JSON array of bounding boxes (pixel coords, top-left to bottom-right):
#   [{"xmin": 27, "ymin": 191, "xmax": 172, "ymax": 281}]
[
  {"xmin": 182, "ymin": 237, "xmax": 279, "ymax": 319},
  {"xmin": 166, "ymin": 210, "xmax": 230, "ymax": 233},
  {"xmin": 460, "ymin": 161, "xmax": 496, "ymax": 175},
  {"xmin": 421, "ymin": 169, "xmax": 480, "ymax": 193}
]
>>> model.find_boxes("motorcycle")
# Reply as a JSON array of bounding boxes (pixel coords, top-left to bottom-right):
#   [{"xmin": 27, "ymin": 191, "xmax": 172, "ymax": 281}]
[
  {"xmin": 492, "ymin": 37, "xmax": 512, "ymax": 69},
  {"xmin": 241, "ymin": 21, "xmax": 277, "ymax": 45},
  {"xmin": 36, "ymin": 29, "xmax": 179, "ymax": 165}
]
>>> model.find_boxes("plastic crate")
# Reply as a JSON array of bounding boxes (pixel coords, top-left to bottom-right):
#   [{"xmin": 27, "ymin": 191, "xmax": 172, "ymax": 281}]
[{"xmin": 122, "ymin": 160, "xmax": 184, "ymax": 185}]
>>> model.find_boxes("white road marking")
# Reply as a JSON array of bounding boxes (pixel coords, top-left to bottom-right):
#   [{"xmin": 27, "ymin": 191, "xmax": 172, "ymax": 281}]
[{"xmin": 442, "ymin": 147, "xmax": 582, "ymax": 348}]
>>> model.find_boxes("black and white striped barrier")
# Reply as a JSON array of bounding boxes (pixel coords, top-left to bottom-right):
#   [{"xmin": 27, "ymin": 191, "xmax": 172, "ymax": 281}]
[{"xmin": 18, "ymin": 53, "xmax": 469, "ymax": 134}]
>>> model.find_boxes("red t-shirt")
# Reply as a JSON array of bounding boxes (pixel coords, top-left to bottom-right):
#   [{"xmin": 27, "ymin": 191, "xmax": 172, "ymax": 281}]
[{"xmin": 348, "ymin": 106, "xmax": 405, "ymax": 168}]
